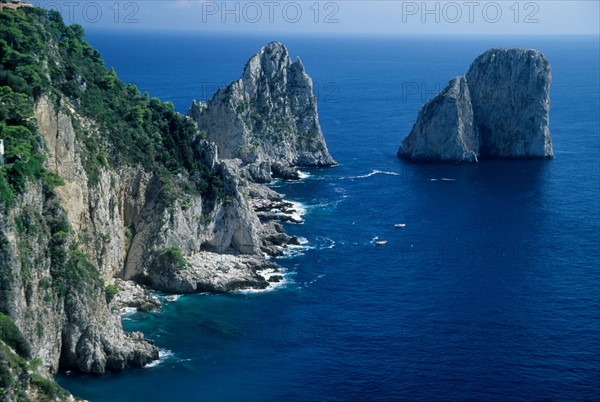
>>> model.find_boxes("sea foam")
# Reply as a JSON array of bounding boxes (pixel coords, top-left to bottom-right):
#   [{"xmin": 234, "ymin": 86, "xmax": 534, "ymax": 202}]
[{"xmin": 144, "ymin": 349, "xmax": 175, "ymax": 368}]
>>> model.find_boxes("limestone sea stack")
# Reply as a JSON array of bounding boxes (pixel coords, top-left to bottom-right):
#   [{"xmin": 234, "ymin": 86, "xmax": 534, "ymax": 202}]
[
  {"xmin": 398, "ymin": 76, "xmax": 478, "ymax": 162},
  {"xmin": 189, "ymin": 42, "xmax": 336, "ymax": 181},
  {"xmin": 398, "ymin": 48, "xmax": 553, "ymax": 162}
]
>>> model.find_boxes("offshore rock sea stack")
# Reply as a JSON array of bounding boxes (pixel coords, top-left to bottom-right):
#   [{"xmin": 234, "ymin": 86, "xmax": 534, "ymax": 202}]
[
  {"xmin": 189, "ymin": 41, "xmax": 336, "ymax": 181},
  {"xmin": 398, "ymin": 48, "xmax": 553, "ymax": 162},
  {"xmin": 399, "ymin": 76, "xmax": 478, "ymax": 162}
]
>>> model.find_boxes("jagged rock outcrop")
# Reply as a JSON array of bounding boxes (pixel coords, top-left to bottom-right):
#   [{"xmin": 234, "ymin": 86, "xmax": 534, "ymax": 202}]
[
  {"xmin": 189, "ymin": 42, "xmax": 336, "ymax": 181},
  {"xmin": 399, "ymin": 48, "xmax": 553, "ymax": 162},
  {"xmin": 110, "ymin": 279, "xmax": 162, "ymax": 313},
  {"xmin": 399, "ymin": 77, "xmax": 478, "ymax": 162},
  {"xmin": 144, "ymin": 251, "xmax": 277, "ymax": 294},
  {"xmin": 35, "ymin": 86, "xmax": 301, "ymax": 293},
  {"xmin": 0, "ymin": 177, "xmax": 158, "ymax": 376},
  {"xmin": 60, "ymin": 294, "xmax": 157, "ymax": 374},
  {"xmin": 258, "ymin": 221, "xmax": 301, "ymax": 257},
  {"xmin": 35, "ymin": 93, "xmax": 280, "ymax": 277},
  {"xmin": 466, "ymin": 49, "xmax": 553, "ymax": 158}
]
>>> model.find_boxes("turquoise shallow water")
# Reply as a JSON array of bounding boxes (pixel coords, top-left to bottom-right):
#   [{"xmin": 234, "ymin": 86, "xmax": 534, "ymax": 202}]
[{"xmin": 57, "ymin": 33, "xmax": 600, "ymax": 401}]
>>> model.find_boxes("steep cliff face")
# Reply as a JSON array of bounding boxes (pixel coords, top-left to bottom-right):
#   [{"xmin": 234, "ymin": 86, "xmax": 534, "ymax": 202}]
[
  {"xmin": 189, "ymin": 42, "xmax": 336, "ymax": 181},
  {"xmin": 0, "ymin": 176, "xmax": 158, "ymax": 378},
  {"xmin": 34, "ymin": 95, "xmax": 138, "ymax": 281},
  {"xmin": 1, "ymin": 96, "xmax": 160, "ymax": 377},
  {"xmin": 466, "ymin": 49, "xmax": 552, "ymax": 158},
  {"xmin": 32, "ymin": 91, "xmax": 273, "ymax": 316},
  {"xmin": 398, "ymin": 48, "xmax": 552, "ymax": 162},
  {"xmin": 399, "ymin": 77, "xmax": 478, "ymax": 162}
]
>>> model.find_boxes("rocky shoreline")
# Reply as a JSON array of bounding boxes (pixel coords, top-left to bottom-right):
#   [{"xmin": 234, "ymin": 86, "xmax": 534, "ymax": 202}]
[
  {"xmin": 118, "ymin": 41, "xmax": 331, "ymax": 299},
  {"xmin": 110, "ymin": 279, "xmax": 162, "ymax": 313},
  {"xmin": 107, "ymin": 169, "xmax": 307, "ymax": 302},
  {"xmin": 1, "ymin": 13, "xmax": 334, "ymax": 392}
]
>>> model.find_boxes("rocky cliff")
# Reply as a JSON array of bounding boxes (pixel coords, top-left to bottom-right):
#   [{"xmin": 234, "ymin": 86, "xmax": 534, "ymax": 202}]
[
  {"xmin": 0, "ymin": 110, "xmax": 159, "ymax": 377},
  {"xmin": 33, "ymin": 94, "xmax": 280, "ymax": 293},
  {"xmin": 189, "ymin": 42, "xmax": 336, "ymax": 181},
  {"xmin": 0, "ymin": 8, "xmax": 312, "ymax": 399},
  {"xmin": 399, "ymin": 76, "xmax": 478, "ymax": 162},
  {"xmin": 399, "ymin": 48, "xmax": 553, "ymax": 162}
]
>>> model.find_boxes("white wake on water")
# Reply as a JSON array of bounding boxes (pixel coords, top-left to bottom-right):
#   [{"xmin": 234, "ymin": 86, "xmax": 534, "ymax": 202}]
[
  {"xmin": 164, "ymin": 294, "xmax": 183, "ymax": 303},
  {"xmin": 279, "ymin": 236, "xmax": 313, "ymax": 259},
  {"xmin": 120, "ymin": 307, "xmax": 138, "ymax": 317},
  {"xmin": 314, "ymin": 236, "xmax": 336, "ymax": 250},
  {"xmin": 289, "ymin": 200, "xmax": 308, "ymax": 223},
  {"xmin": 279, "ymin": 235, "xmax": 336, "ymax": 259},
  {"xmin": 346, "ymin": 170, "xmax": 402, "ymax": 180},
  {"xmin": 152, "ymin": 293, "xmax": 184, "ymax": 304}
]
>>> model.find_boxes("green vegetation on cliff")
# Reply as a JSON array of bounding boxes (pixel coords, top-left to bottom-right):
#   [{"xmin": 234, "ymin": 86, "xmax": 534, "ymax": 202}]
[
  {"xmin": 0, "ymin": 7, "xmax": 232, "ymax": 396},
  {"xmin": 0, "ymin": 313, "xmax": 30, "ymax": 359},
  {"xmin": 0, "ymin": 7, "xmax": 224, "ymax": 210},
  {"xmin": 0, "ymin": 5, "xmax": 229, "ymax": 300},
  {"xmin": 0, "ymin": 9, "xmax": 64, "ymax": 210},
  {"xmin": 0, "ymin": 313, "xmax": 70, "ymax": 400}
]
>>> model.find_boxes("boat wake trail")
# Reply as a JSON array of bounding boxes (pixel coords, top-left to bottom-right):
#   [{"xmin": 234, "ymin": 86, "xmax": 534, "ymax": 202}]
[{"xmin": 346, "ymin": 170, "xmax": 401, "ymax": 180}]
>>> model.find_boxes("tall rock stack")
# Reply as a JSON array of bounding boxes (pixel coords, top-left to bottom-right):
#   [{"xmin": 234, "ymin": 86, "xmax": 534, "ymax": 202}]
[
  {"xmin": 189, "ymin": 42, "xmax": 336, "ymax": 181},
  {"xmin": 398, "ymin": 76, "xmax": 479, "ymax": 162},
  {"xmin": 398, "ymin": 48, "xmax": 553, "ymax": 162}
]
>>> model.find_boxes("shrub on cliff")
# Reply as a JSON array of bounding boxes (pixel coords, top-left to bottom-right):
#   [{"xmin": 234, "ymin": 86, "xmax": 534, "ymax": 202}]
[
  {"xmin": 0, "ymin": 7, "xmax": 223, "ymax": 211},
  {"xmin": 0, "ymin": 313, "xmax": 30, "ymax": 359}
]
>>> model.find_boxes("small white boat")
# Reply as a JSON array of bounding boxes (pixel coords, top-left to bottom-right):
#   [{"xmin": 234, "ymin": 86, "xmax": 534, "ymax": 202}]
[
  {"xmin": 375, "ymin": 240, "xmax": 388, "ymax": 246},
  {"xmin": 394, "ymin": 224, "xmax": 406, "ymax": 228}
]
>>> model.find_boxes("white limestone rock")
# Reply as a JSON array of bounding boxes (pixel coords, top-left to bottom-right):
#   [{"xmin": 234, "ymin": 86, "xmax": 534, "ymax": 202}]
[
  {"xmin": 189, "ymin": 42, "xmax": 336, "ymax": 180},
  {"xmin": 399, "ymin": 76, "xmax": 478, "ymax": 162},
  {"xmin": 399, "ymin": 48, "xmax": 553, "ymax": 162},
  {"xmin": 466, "ymin": 48, "xmax": 553, "ymax": 158}
]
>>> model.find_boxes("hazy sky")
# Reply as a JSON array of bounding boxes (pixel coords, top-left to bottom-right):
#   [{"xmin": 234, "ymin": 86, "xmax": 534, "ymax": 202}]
[{"xmin": 32, "ymin": 0, "xmax": 599, "ymax": 35}]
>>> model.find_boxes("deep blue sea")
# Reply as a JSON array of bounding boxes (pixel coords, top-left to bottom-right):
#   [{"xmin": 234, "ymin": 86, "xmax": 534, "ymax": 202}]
[{"xmin": 57, "ymin": 32, "xmax": 600, "ymax": 401}]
